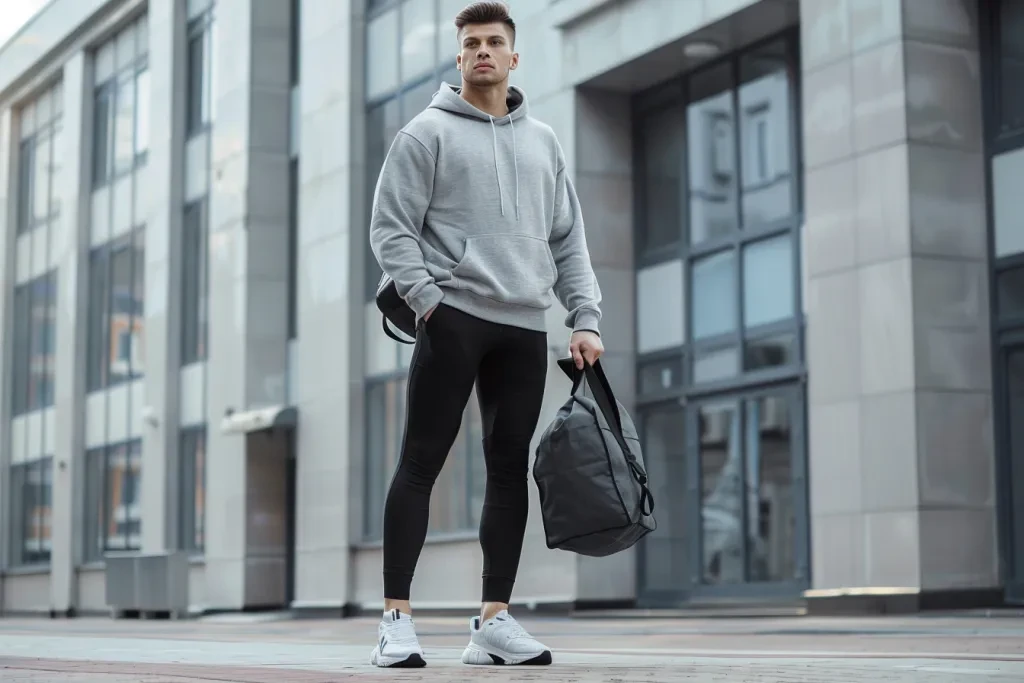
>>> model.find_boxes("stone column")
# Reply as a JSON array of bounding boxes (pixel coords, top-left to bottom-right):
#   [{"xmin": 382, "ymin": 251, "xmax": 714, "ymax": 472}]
[
  {"xmin": 0, "ymin": 106, "xmax": 13, "ymax": 574},
  {"xmin": 291, "ymin": 0, "xmax": 360, "ymax": 611},
  {"xmin": 139, "ymin": 0, "xmax": 186, "ymax": 555},
  {"xmin": 49, "ymin": 53, "xmax": 88, "ymax": 615},
  {"xmin": 801, "ymin": 0, "xmax": 996, "ymax": 606},
  {"xmin": 203, "ymin": 0, "xmax": 293, "ymax": 609}
]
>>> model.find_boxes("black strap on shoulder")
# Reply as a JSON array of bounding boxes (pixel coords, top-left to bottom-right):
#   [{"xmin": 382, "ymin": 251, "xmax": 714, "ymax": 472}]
[
  {"xmin": 558, "ymin": 358, "xmax": 654, "ymax": 516},
  {"xmin": 381, "ymin": 316, "xmax": 415, "ymax": 345}
]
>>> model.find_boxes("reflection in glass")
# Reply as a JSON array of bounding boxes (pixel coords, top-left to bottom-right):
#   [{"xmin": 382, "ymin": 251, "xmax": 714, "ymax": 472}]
[
  {"xmin": 32, "ymin": 131, "xmax": 51, "ymax": 222},
  {"xmin": 691, "ymin": 249, "xmax": 737, "ymax": 340},
  {"xmin": 114, "ymin": 72, "xmax": 136, "ymax": 174},
  {"xmin": 641, "ymin": 407, "xmax": 687, "ymax": 593},
  {"xmin": 110, "ymin": 240, "xmax": 134, "ymax": 384},
  {"xmin": 745, "ymin": 332, "xmax": 797, "ymax": 371},
  {"xmin": 639, "ymin": 356, "xmax": 684, "ymax": 395},
  {"xmin": 28, "ymin": 273, "xmax": 57, "ymax": 410},
  {"xmin": 11, "ymin": 285, "xmax": 29, "ymax": 414},
  {"xmin": 105, "ymin": 444, "xmax": 128, "ymax": 550},
  {"xmin": 132, "ymin": 228, "xmax": 146, "ymax": 375},
  {"xmin": 699, "ymin": 401, "xmax": 743, "ymax": 584},
  {"xmin": 743, "ymin": 235, "xmax": 794, "ymax": 328},
  {"xmin": 181, "ymin": 429, "xmax": 206, "ymax": 552},
  {"xmin": 639, "ymin": 102, "xmax": 685, "ymax": 251},
  {"xmin": 1000, "ymin": 0, "xmax": 1024, "ymax": 134},
  {"xmin": 637, "ymin": 260, "xmax": 685, "ymax": 353},
  {"xmin": 367, "ymin": 9, "xmax": 400, "ymax": 100},
  {"xmin": 437, "ymin": 0, "xmax": 466, "ymax": 69},
  {"xmin": 693, "ymin": 346, "xmax": 739, "ymax": 383},
  {"xmin": 998, "ymin": 266, "xmax": 1024, "ymax": 320},
  {"xmin": 688, "ymin": 63, "xmax": 736, "ymax": 245},
  {"xmin": 50, "ymin": 121, "xmax": 64, "ymax": 216},
  {"xmin": 126, "ymin": 440, "xmax": 143, "ymax": 548},
  {"xmin": 992, "ymin": 149, "xmax": 1024, "ymax": 258},
  {"xmin": 135, "ymin": 68, "xmax": 150, "ymax": 159},
  {"xmin": 739, "ymin": 41, "xmax": 793, "ymax": 226},
  {"xmin": 10, "ymin": 460, "xmax": 52, "ymax": 565},
  {"xmin": 744, "ymin": 395, "xmax": 795, "ymax": 582},
  {"xmin": 401, "ymin": 0, "xmax": 437, "ymax": 83},
  {"xmin": 85, "ymin": 448, "xmax": 104, "ymax": 560}
]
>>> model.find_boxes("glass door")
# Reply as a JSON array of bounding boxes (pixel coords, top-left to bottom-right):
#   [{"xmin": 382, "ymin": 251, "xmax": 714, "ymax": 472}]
[
  {"xmin": 1002, "ymin": 344, "xmax": 1024, "ymax": 604},
  {"xmin": 686, "ymin": 384, "xmax": 808, "ymax": 600}
]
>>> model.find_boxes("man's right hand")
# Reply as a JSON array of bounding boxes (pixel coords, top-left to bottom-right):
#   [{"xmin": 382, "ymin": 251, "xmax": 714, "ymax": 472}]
[{"xmin": 424, "ymin": 305, "xmax": 437, "ymax": 321}]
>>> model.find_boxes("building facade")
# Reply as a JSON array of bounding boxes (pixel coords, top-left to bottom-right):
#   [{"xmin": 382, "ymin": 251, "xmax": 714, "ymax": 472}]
[{"xmin": 0, "ymin": 0, "xmax": 1021, "ymax": 616}]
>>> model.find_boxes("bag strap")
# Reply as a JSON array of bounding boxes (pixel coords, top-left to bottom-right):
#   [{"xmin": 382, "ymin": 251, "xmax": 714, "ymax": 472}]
[
  {"xmin": 381, "ymin": 315, "xmax": 415, "ymax": 345},
  {"xmin": 559, "ymin": 358, "xmax": 654, "ymax": 516}
]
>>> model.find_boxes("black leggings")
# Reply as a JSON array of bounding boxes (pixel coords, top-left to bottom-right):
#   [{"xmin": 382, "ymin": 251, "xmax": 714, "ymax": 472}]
[{"xmin": 382, "ymin": 303, "xmax": 547, "ymax": 604}]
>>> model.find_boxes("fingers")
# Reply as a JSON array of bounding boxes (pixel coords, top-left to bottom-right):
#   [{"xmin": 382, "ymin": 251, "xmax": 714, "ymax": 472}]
[{"xmin": 571, "ymin": 343, "xmax": 584, "ymax": 369}]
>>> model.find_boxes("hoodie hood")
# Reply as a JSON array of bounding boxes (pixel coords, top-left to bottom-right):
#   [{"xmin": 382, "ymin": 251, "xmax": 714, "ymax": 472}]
[{"xmin": 428, "ymin": 83, "xmax": 529, "ymax": 217}]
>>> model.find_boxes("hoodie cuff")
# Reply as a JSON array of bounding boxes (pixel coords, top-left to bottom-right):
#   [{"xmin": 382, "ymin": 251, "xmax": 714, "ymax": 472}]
[
  {"xmin": 408, "ymin": 283, "xmax": 445, "ymax": 323},
  {"xmin": 572, "ymin": 310, "xmax": 602, "ymax": 336}
]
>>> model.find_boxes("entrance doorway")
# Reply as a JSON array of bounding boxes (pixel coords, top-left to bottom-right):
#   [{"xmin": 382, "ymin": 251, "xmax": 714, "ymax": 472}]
[
  {"xmin": 637, "ymin": 384, "xmax": 808, "ymax": 605},
  {"xmin": 1000, "ymin": 343, "xmax": 1024, "ymax": 604}
]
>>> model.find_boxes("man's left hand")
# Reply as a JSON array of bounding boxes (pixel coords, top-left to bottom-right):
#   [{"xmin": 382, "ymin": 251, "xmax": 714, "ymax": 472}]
[{"xmin": 569, "ymin": 330, "xmax": 604, "ymax": 369}]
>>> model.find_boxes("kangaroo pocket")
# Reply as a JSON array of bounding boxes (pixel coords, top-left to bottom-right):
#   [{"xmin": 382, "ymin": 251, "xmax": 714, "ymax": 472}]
[{"xmin": 451, "ymin": 233, "xmax": 556, "ymax": 308}]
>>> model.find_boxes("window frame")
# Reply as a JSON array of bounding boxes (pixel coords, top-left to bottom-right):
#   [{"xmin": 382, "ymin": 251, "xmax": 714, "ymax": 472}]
[
  {"xmin": 632, "ymin": 29, "xmax": 805, "ymax": 405},
  {"xmin": 11, "ymin": 271, "xmax": 58, "ymax": 416}
]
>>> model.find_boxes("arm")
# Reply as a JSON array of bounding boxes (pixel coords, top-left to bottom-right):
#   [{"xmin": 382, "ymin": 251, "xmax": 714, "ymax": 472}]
[
  {"xmin": 369, "ymin": 130, "xmax": 444, "ymax": 322},
  {"xmin": 549, "ymin": 160, "xmax": 603, "ymax": 335}
]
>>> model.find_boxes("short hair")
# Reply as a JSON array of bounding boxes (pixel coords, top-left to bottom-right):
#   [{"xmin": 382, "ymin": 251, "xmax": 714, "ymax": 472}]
[{"xmin": 454, "ymin": 1, "xmax": 516, "ymax": 45}]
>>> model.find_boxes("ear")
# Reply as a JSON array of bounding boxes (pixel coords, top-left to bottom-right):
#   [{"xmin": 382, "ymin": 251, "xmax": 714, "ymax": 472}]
[
  {"xmin": 456, "ymin": 53, "xmax": 463, "ymax": 70},
  {"xmin": 510, "ymin": 52, "xmax": 519, "ymax": 70}
]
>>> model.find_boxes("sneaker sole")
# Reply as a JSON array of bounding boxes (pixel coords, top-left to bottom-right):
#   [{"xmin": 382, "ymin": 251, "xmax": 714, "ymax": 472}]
[
  {"xmin": 461, "ymin": 642, "xmax": 552, "ymax": 666},
  {"xmin": 370, "ymin": 649, "xmax": 427, "ymax": 668}
]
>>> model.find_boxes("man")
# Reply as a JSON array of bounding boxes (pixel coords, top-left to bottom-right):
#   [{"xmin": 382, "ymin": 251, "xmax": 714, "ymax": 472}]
[{"xmin": 368, "ymin": 0, "xmax": 603, "ymax": 669}]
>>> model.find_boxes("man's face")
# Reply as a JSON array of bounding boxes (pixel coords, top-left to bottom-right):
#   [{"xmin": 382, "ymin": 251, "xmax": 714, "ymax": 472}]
[{"xmin": 456, "ymin": 22, "xmax": 517, "ymax": 86}]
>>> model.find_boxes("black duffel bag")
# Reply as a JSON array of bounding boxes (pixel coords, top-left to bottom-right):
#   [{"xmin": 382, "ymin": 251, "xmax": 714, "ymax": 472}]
[
  {"xmin": 375, "ymin": 273, "xmax": 416, "ymax": 344},
  {"xmin": 533, "ymin": 357, "xmax": 656, "ymax": 557}
]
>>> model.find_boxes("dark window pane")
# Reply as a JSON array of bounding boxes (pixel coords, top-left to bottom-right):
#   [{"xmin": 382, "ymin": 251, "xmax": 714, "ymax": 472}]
[
  {"xmin": 693, "ymin": 346, "xmax": 739, "ymax": 383},
  {"xmin": 691, "ymin": 249, "xmax": 737, "ymax": 340},
  {"xmin": 28, "ymin": 274, "xmax": 57, "ymax": 409},
  {"xmin": 11, "ymin": 284, "xmax": 30, "ymax": 415},
  {"xmin": 32, "ymin": 130, "xmax": 51, "ymax": 223},
  {"xmin": 402, "ymin": 78, "xmax": 438, "ymax": 125},
  {"xmin": 744, "ymin": 394, "xmax": 796, "ymax": 583},
  {"xmin": 84, "ymin": 448, "xmax": 105, "ymax": 561},
  {"xmin": 132, "ymin": 227, "xmax": 146, "ymax": 376},
  {"xmin": 699, "ymin": 400, "xmax": 744, "ymax": 584},
  {"xmin": 688, "ymin": 63, "xmax": 737, "ymax": 246},
  {"xmin": 93, "ymin": 85, "xmax": 113, "ymax": 186},
  {"xmin": 639, "ymin": 356, "xmax": 685, "ymax": 395},
  {"xmin": 106, "ymin": 443, "xmax": 128, "ymax": 550},
  {"xmin": 997, "ymin": 266, "xmax": 1024, "ymax": 320},
  {"xmin": 110, "ymin": 239, "xmax": 134, "ymax": 385},
  {"xmin": 50, "ymin": 120, "xmax": 64, "ymax": 217},
  {"xmin": 364, "ymin": 379, "xmax": 406, "ymax": 539},
  {"xmin": 639, "ymin": 406, "xmax": 687, "ymax": 594},
  {"xmin": 743, "ymin": 234, "xmax": 795, "ymax": 328},
  {"xmin": 88, "ymin": 247, "xmax": 111, "ymax": 391},
  {"xmin": 639, "ymin": 101, "xmax": 685, "ymax": 252},
  {"xmin": 364, "ymin": 99, "xmax": 399, "ymax": 301},
  {"xmin": 17, "ymin": 138, "xmax": 34, "ymax": 233},
  {"xmin": 290, "ymin": 0, "xmax": 300, "ymax": 85},
  {"xmin": 126, "ymin": 440, "xmax": 143, "ymax": 548},
  {"xmin": 745, "ymin": 332, "xmax": 797, "ymax": 371},
  {"xmin": 1000, "ymin": 0, "xmax": 1024, "ymax": 134},
  {"xmin": 1007, "ymin": 348, "xmax": 1024, "ymax": 576},
  {"xmin": 182, "ymin": 201, "xmax": 208, "ymax": 363},
  {"xmin": 9, "ymin": 465, "xmax": 30, "ymax": 564},
  {"xmin": 193, "ymin": 430, "xmax": 206, "ymax": 550},
  {"xmin": 739, "ymin": 40, "xmax": 794, "ymax": 227},
  {"xmin": 186, "ymin": 28, "xmax": 207, "ymax": 135}
]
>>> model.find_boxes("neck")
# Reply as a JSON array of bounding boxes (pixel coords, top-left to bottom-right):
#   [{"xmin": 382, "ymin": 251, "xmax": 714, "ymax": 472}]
[{"xmin": 460, "ymin": 80, "xmax": 509, "ymax": 118}]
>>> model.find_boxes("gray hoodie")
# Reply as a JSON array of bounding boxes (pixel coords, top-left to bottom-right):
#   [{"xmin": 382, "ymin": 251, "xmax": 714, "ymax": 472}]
[{"xmin": 369, "ymin": 82, "xmax": 602, "ymax": 335}]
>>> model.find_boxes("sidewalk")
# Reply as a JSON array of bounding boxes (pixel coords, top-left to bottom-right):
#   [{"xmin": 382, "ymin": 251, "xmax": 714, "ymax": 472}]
[{"xmin": 2, "ymin": 612, "xmax": 1024, "ymax": 681}]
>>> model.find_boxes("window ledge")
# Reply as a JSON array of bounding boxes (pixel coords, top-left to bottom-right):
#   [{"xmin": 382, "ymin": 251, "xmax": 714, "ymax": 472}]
[
  {"xmin": 3, "ymin": 563, "xmax": 51, "ymax": 577},
  {"xmin": 353, "ymin": 529, "xmax": 480, "ymax": 550},
  {"xmin": 78, "ymin": 561, "xmax": 106, "ymax": 571}
]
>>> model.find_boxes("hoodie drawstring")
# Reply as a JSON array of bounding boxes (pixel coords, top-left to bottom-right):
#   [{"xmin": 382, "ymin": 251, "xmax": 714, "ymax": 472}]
[{"xmin": 489, "ymin": 114, "xmax": 520, "ymax": 220}]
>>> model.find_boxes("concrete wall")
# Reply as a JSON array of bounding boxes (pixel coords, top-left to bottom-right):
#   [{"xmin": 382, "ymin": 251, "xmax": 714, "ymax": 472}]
[{"xmin": 800, "ymin": 0, "xmax": 997, "ymax": 596}]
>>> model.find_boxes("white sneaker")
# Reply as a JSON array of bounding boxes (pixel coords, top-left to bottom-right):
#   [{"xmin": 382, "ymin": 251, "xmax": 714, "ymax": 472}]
[
  {"xmin": 369, "ymin": 609, "xmax": 426, "ymax": 668},
  {"xmin": 461, "ymin": 610, "xmax": 552, "ymax": 666}
]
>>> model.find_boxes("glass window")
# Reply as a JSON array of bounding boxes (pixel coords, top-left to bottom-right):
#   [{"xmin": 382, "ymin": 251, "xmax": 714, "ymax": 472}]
[
  {"xmin": 437, "ymin": 0, "xmax": 465, "ymax": 70},
  {"xmin": 992, "ymin": 148, "xmax": 1024, "ymax": 258},
  {"xmin": 93, "ymin": 84, "xmax": 114, "ymax": 186},
  {"xmin": 367, "ymin": 9, "xmax": 400, "ymax": 101},
  {"xmin": 132, "ymin": 227, "xmax": 146, "ymax": 375},
  {"xmin": 745, "ymin": 332, "xmax": 797, "ymax": 371},
  {"xmin": 637, "ymin": 260, "xmax": 685, "ymax": 353},
  {"xmin": 32, "ymin": 130, "xmax": 51, "ymax": 223},
  {"xmin": 693, "ymin": 346, "xmax": 739, "ymax": 383},
  {"xmin": 290, "ymin": 0, "xmax": 301, "ymax": 85},
  {"xmin": 743, "ymin": 234, "xmax": 794, "ymax": 328},
  {"xmin": 363, "ymin": 378, "xmax": 484, "ymax": 540},
  {"xmin": 114, "ymin": 72, "xmax": 136, "ymax": 175},
  {"xmin": 180, "ymin": 428, "xmax": 206, "ymax": 552},
  {"xmin": 999, "ymin": 0, "xmax": 1024, "ymax": 134},
  {"xmin": 1007, "ymin": 348, "xmax": 1024, "ymax": 576},
  {"xmin": 11, "ymin": 273, "xmax": 57, "ymax": 415},
  {"xmin": 638, "ymin": 356, "xmax": 685, "ymax": 395},
  {"xmin": 182, "ymin": 200, "xmax": 208, "ymax": 364},
  {"xmin": 639, "ymin": 101, "xmax": 685, "ymax": 252},
  {"xmin": 998, "ymin": 265, "xmax": 1024, "ymax": 320},
  {"xmin": 639, "ymin": 406, "xmax": 687, "ymax": 593},
  {"xmin": 17, "ymin": 139, "xmax": 34, "ymax": 233},
  {"xmin": 95, "ymin": 440, "xmax": 142, "ymax": 553},
  {"xmin": 401, "ymin": 0, "xmax": 437, "ymax": 84},
  {"xmin": 365, "ymin": 99, "xmax": 400, "ymax": 301},
  {"xmin": 134, "ymin": 67, "xmax": 150, "ymax": 160},
  {"xmin": 9, "ymin": 459, "xmax": 53, "ymax": 566},
  {"xmin": 109, "ymin": 237, "xmax": 134, "ymax": 384},
  {"xmin": 11, "ymin": 284, "xmax": 30, "ymax": 415},
  {"xmin": 688, "ymin": 63, "xmax": 737, "ymax": 246},
  {"xmin": 87, "ymin": 247, "xmax": 111, "ymax": 391},
  {"xmin": 50, "ymin": 120, "xmax": 64, "ymax": 217},
  {"xmin": 84, "ymin": 447, "xmax": 105, "ymax": 561},
  {"xmin": 739, "ymin": 41, "xmax": 793, "ymax": 227},
  {"xmin": 187, "ymin": 22, "xmax": 210, "ymax": 135},
  {"xmin": 699, "ymin": 400, "xmax": 743, "ymax": 584},
  {"xmin": 691, "ymin": 249, "xmax": 737, "ymax": 340},
  {"xmin": 402, "ymin": 78, "xmax": 439, "ymax": 125}
]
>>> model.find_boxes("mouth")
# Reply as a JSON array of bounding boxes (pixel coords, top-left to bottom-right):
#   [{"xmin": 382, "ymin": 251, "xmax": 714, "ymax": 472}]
[{"xmin": 474, "ymin": 64, "xmax": 494, "ymax": 71}]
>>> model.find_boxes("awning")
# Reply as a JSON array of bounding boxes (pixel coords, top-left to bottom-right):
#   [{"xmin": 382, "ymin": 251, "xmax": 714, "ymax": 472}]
[{"xmin": 220, "ymin": 405, "xmax": 298, "ymax": 435}]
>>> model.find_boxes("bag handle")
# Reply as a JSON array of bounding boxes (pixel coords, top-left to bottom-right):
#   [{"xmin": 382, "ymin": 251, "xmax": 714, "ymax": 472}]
[
  {"xmin": 381, "ymin": 315, "xmax": 415, "ymax": 345},
  {"xmin": 557, "ymin": 358, "xmax": 654, "ymax": 516}
]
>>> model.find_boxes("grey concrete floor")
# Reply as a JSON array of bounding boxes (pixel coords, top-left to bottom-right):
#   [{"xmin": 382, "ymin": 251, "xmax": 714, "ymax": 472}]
[{"xmin": 1, "ymin": 611, "xmax": 1023, "ymax": 681}]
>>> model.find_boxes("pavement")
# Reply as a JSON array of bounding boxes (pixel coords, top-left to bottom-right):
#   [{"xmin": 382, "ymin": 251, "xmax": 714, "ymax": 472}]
[{"xmin": 1, "ymin": 611, "xmax": 1024, "ymax": 681}]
